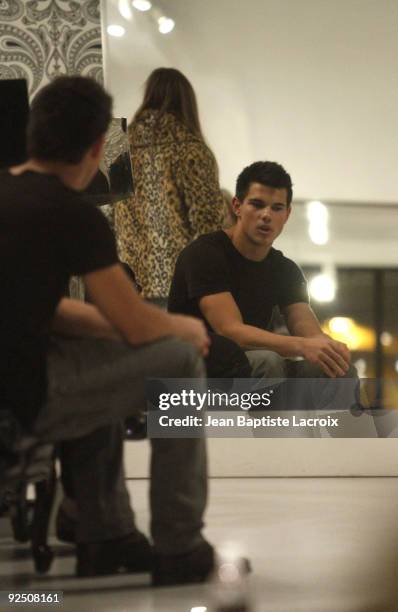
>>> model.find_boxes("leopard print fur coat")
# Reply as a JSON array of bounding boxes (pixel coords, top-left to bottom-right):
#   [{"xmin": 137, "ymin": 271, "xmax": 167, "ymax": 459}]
[{"xmin": 114, "ymin": 110, "xmax": 224, "ymax": 298}]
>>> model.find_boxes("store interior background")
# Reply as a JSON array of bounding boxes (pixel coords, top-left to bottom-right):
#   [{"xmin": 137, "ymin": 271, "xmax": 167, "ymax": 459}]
[
  {"xmin": 2, "ymin": 5, "xmax": 398, "ymax": 611},
  {"xmin": 101, "ymin": 0, "xmax": 398, "ymax": 477},
  {"xmin": 1, "ymin": 0, "xmax": 395, "ymax": 477},
  {"xmin": 1, "ymin": 3, "xmax": 398, "ymax": 609}
]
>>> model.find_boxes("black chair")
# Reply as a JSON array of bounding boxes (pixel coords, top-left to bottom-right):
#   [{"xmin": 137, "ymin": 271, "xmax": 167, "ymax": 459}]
[{"xmin": 0, "ymin": 410, "xmax": 57, "ymax": 574}]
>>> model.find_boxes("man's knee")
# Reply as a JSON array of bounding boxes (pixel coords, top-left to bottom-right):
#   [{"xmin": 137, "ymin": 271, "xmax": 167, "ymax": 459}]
[
  {"xmin": 245, "ymin": 349, "xmax": 286, "ymax": 378},
  {"xmin": 164, "ymin": 338, "xmax": 206, "ymax": 379},
  {"xmin": 206, "ymin": 334, "xmax": 251, "ymax": 379},
  {"xmin": 293, "ymin": 360, "xmax": 358, "ymax": 379}
]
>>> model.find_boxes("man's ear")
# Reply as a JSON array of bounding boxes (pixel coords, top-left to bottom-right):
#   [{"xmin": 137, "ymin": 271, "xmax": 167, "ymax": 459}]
[
  {"xmin": 231, "ymin": 197, "xmax": 242, "ymax": 219},
  {"xmin": 90, "ymin": 134, "xmax": 106, "ymax": 161},
  {"xmin": 286, "ymin": 205, "xmax": 292, "ymax": 222}
]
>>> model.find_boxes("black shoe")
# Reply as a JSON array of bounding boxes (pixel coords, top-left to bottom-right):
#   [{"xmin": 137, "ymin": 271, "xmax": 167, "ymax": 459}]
[
  {"xmin": 152, "ymin": 541, "xmax": 252, "ymax": 587},
  {"xmin": 152, "ymin": 540, "xmax": 216, "ymax": 586},
  {"xmin": 55, "ymin": 506, "xmax": 75, "ymax": 544},
  {"xmin": 76, "ymin": 532, "xmax": 153, "ymax": 577}
]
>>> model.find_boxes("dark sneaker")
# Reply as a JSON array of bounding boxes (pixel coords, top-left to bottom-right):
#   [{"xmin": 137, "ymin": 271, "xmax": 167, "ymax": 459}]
[
  {"xmin": 76, "ymin": 532, "xmax": 153, "ymax": 577},
  {"xmin": 152, "ymin": 541, "xmax": 252, "ymax": 587},
  {"xmin": 152, "ymin": 540, "xmax": 216, "ymax": 586}
]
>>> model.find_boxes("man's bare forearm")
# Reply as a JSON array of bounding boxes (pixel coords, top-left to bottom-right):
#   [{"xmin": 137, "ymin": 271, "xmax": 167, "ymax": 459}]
[
  {"xmin": 283, "ymin": 303, "xmax": 323, "ymax": 338},
  {"xmin": 51, "ymin": 298, "xmax": 122, "ymax": 340},
  {"xmin": 287, "ymin": 318, "xmax": 323, "ymax": 338}
]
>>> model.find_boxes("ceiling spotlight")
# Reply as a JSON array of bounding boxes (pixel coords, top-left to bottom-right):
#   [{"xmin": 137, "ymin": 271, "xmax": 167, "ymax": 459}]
[
  {"xmin": 132, "ymin": 0, "xmax": 152, "ymax": 11},
  {"xmin": 306, "ymin": 200, "xmax": 328, "ymax": 222},
  {"xmin": 107, "ymin": 24, "xmax": 126, "ymax": 37},
  {"xmin": 309, "ymin": 223, "xmax": 329, "ymax": 245},
  {"xmin": 158, "ymin": 16, "xmax": 175, "ymax": 33},
  {"xmin": 118, "ymin": 0, "xmax": 133, "ymax": 20},
  {"xmin": 306, "ymin": 200, "xmax": 329, "ymax": 245}
]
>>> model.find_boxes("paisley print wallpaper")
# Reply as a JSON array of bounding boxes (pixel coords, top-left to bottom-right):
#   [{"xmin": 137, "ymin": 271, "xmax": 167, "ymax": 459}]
[{"xmin": 0, "ymin": 0, "xmax": 103, "ymax": 98}]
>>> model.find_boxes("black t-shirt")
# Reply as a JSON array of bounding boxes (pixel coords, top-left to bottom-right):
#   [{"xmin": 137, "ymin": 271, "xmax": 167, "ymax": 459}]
[
  {"xmin": 168, "ymin": 230, "xmax": 309, "ymax": 329},
  {"xmin": 0, "ymin": 170, "xmax": 118, "ymax": 431}
]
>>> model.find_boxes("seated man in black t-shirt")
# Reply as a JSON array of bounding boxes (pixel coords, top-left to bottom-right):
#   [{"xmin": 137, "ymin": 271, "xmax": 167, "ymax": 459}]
[
  {"xmin": 0, "ymin": 76, "xmax": 218, "ymax": 585},
  {"xmin": 169, "ymin": 161, "xmax": 356, "ymax": 390}
]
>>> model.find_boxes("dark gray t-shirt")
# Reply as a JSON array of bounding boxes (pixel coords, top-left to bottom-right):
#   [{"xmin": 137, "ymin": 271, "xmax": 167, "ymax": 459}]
[{"xmin": 168, "ymin": 230, "xmax": 309, "ymax": 330}]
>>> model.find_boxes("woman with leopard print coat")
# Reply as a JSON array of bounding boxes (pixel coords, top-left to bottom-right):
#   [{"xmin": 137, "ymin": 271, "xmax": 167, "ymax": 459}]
[{"xmin": 115, "ymin": 68, "xmax": 224, "ymax": 301}]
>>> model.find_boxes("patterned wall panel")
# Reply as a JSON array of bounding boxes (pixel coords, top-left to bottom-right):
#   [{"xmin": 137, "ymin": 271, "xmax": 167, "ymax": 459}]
[{"xmin": 0, "ymin": 0, "xmax": 103, "ymax": 98}]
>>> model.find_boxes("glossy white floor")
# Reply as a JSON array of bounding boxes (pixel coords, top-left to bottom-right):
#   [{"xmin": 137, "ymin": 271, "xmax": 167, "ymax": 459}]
[{"xmin": 1, "ymin": 478, "xmax": 398, "ymax": 612}]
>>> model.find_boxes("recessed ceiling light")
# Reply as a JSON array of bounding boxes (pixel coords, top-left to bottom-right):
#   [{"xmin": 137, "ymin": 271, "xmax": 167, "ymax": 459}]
[
  {"xmin": 306, "ymin": 200, "xmax": 328, "ymax": 222},
  {"xmin": 118, "ymin": 0, "xmax": 133, "ymax": 20},
  {"xmin": 158, "ymin": 16, "xmax": 175, "ymax": 34},
  {"xmin": 107, "ymin": 24, "xmax": 126, "ymax": 37},
  {"xmin": 306, "ymin": 200, "xmax": 329, "ymax": 245},
  {"xmin": 309, "ymin": 223, "xmax": 329, "ymax": 245},
  {"xmin": 132, "ymin": 0, "xmax": 152, "ymax": 11}
]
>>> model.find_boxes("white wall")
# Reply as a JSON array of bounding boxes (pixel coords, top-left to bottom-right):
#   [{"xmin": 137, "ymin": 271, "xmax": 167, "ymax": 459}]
[
  {"xmin": 103, "ymin": 0, "xmax": 398, "ymax": 203},
  {"xmin": 277, "ymin": 201, "xmax": 398, "ymax": 267}
]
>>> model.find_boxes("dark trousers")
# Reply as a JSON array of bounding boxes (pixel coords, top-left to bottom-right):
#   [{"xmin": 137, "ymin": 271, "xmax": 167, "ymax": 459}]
[{"xmin": 34, "ymin": 336, "xmax": 207, "ymax": 553}]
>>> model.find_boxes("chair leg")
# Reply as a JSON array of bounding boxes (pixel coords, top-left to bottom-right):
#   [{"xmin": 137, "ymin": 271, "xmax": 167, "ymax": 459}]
[
  {"xmin": 31, "ymin": 464, "xmax": 57, "ymax": 574},
  {"xmin": 9, "ymin": 482, "xmax": 31, "ymax": 543}
]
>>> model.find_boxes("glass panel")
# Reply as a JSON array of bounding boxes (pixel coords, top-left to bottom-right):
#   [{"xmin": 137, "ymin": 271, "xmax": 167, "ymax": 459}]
[
  {"xmin": 302, "ymin": 268, "xmax": 376, "ymax": 379},
  {"xmin": 383, "ymin": 271, "xmax": 398, "ymax": 408}
]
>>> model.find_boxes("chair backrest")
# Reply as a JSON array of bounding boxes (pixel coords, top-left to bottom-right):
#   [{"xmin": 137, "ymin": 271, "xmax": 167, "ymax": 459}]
[
  {"xmin": 0, "ymin": 410, "xmax": 54, "ymax": 492},
  {"xmin": 0, "ymin": 409, "xmax": 23, "ymax": 474}
]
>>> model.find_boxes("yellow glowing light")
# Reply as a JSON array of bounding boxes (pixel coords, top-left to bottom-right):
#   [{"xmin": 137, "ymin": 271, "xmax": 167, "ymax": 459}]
[
  {"xmin": 329, "ymin": 317, "xmax": 352, "ymax": 335},
  {"xmin": 323, "ymin": 317, "xmax": 375, "ymax": 351}
]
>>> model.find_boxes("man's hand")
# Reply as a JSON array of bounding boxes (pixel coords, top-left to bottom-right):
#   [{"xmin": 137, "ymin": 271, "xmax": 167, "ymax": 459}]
[
  {"xmin": 171, "ymin": 314, "xmax": 210, "ymax": 357},
  {"xmin": 299, "ymin": 334, "xmax": 350, "ymax": 377}
]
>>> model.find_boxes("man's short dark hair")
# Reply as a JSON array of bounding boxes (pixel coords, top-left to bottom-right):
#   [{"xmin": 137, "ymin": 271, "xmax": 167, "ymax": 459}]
[
  {"xmin": 235, "ymin": 161, "xmax": 293, "ymax": 205},
  {"xmin": 27, "ymin": 76, "xmax": 113, "ymax": 164}
]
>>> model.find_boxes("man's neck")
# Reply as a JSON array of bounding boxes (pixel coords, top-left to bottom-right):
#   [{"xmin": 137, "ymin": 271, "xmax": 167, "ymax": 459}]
[
  {"xmin": 224, "ymin": 226, "xmax": 271, "ymax": 261},
  {"xmin": 9, "ymin": 159, "xmax": 88, "ymax": 191}
]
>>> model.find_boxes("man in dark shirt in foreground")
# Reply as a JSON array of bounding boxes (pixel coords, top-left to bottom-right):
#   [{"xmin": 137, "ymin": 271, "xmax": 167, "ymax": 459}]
[
  {"xmin": 169, "ymin": 161, "xmax": 356, "ymax": 386},
  {"xmin": 0, "ymin": 76, "xmax": 215, "ymax": 585}
]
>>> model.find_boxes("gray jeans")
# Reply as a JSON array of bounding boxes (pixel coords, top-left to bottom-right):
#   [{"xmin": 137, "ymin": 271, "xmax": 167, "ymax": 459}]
[
  {"xmin": 245, "ymin": 350, "xmax": 358, "ymax": 437},
  {"xmin": 246, "ymin": 348, "xmax": 357, "ymax": 380},
  {"xmin": 33, "ymin": 336, "xmax": 207, "ymax": 553}
]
